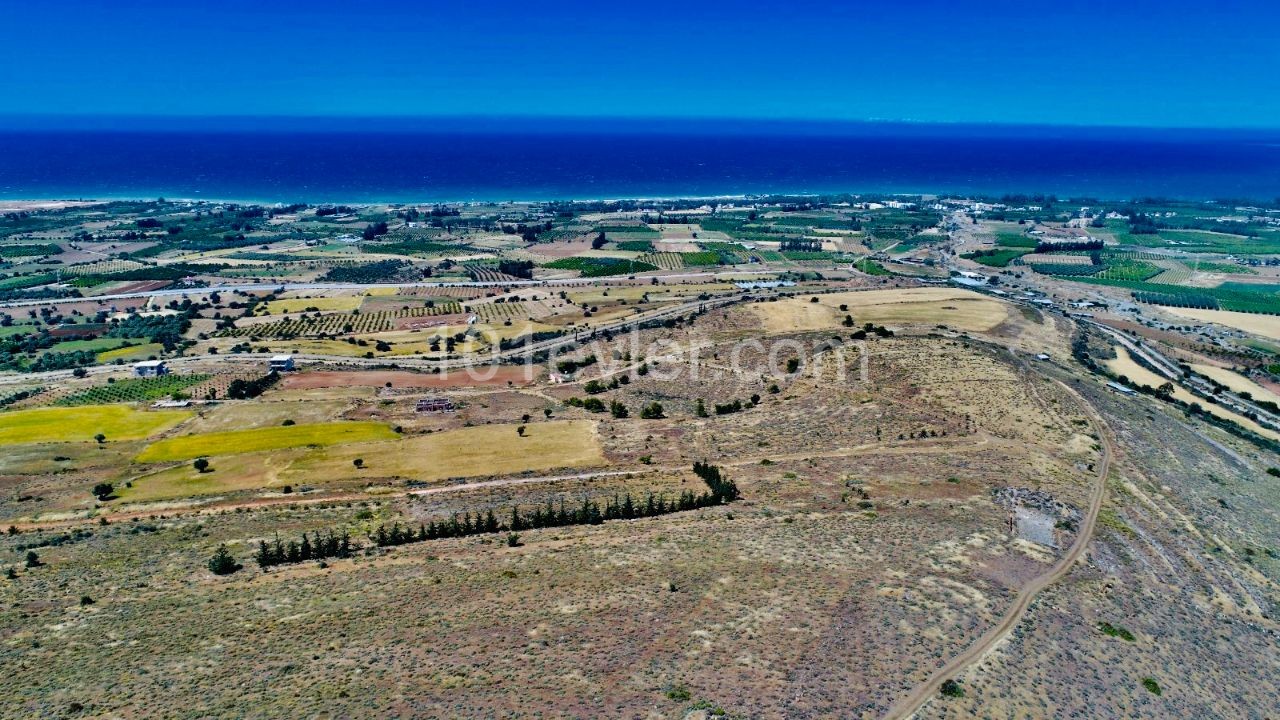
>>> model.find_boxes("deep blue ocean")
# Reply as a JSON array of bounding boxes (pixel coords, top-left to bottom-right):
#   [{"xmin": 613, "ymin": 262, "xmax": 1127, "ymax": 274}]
[{"xmin": 1, "ymin": 120, "xmax": 1278, "ymax": 203}]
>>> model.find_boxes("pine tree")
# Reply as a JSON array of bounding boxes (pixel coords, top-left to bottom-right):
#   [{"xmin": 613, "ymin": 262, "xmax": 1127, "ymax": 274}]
[
  {"xmin": 208, "ymin": 544, "xmax": 241, "ymax": 575},
  {"xmin": 255, "ymin": 540, "xmax": 273, "ymax": 568}
]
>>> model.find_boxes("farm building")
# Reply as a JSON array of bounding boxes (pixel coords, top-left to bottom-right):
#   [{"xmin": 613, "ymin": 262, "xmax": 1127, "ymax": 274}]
[
  {"xmin": 416, "ymin": 397, "xmax": 456, "ymax": 413},
  {"xmin": 1106, "ymin": 381, "xmax": 1138, "ymax": 396},
  {"xmin": 268, "ymin": 355, "xmax": 296, "ymax": 372},
  {"xmin": 133, "ymin": 360, "xmax": 168, "ymax": 377}
]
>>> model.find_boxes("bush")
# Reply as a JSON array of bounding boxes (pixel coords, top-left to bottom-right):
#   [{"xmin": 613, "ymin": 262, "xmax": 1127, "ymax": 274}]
[
  {"xmin": 940, "ymin": 679, "xmax": 965, "ymax": 698},
  {"xmin": 665, "ymin": 684, "xmax": 692, "ymax": 702},
  {"xmin": 91, "ymin": 483, "xmax": 114, "ymax": 501},
  {"xmin": 640, "ymin": 402, "xmax": 665, "ymax": 419},
  {"xmin": 1098, "ymin": 621, "xmax": 1135, "ymax": 641},
  {"xmin": 207, "ymin": 545, "xmax": 242, "ymax": 575}
]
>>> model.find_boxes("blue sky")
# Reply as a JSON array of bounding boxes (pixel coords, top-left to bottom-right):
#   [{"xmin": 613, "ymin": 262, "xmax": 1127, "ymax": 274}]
[{"xmin": 1, "ymin": 0, "xmax": 1277, "ymax": 128}]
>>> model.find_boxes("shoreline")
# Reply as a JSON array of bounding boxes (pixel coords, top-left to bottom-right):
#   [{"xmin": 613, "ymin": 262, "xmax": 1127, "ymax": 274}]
[{"xmin": 0, "ymin": 184, "xmax": 1262, "ymax": 207}]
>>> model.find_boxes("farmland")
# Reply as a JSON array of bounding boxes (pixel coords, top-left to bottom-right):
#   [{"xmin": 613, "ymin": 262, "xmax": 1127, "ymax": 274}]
[
  {"xmin": 542, "ymin": 256, "xmax": 658, "ymax": 276},
  {"xmin": 54, "ymin": 374, "xmax": 210, "ymax": 405},
  {"xmin": 2, "ymin": 196, "xmax": 1280, "ymax": 720},
  {"xmin": 0, "ymin": 405, "xmax": 191, "ymax": 444},
  {"xmin": 134, "ymin": 421, "xmax": 399, "ymax": 462}
]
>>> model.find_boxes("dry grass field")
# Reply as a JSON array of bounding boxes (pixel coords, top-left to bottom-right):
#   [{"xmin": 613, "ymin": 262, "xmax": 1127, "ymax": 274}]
[
  {"xmin": 1161, "ymin": 306, "xmax": 1280, "ymax": 341},
  {"xmin": 751, "ymin": 288, "xmax": 1010, "ymax": 334},
  {"xmin": 1105, "ymin": 347, "xmax": 1280, "ymax": 441},
  {"xmin": 1191, "ymin": 363, "xmax": 1280, "ymax": 406}
]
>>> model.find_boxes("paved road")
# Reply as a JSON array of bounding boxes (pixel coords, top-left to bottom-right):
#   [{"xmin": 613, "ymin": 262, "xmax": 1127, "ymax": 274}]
[
  {"xmin": 881, "ymin": 379, "xmax": 1113, "ymax": 720},
  {"xmin": 0, "ymin": 270, "xmax": 779, "ymax": 309}
]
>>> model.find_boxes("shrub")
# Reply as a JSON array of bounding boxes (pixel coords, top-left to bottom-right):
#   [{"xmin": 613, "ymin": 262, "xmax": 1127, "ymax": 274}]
[
  {"xmin": 940, "ymin": 679, "xmax": 965, "ymax": 698},
  {"xmin": 640, "ymin": 402, "xmax": 665, "ymax": 419},
  {"xmin": 207, "ymin": 545, "xmax": 242, "ymax": 575}
]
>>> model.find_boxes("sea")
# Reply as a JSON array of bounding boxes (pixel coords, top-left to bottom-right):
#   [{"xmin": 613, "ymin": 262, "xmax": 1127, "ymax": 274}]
[{"xmin": 0, "ymin": 118, "xmax": 1277, "ymax": 204}]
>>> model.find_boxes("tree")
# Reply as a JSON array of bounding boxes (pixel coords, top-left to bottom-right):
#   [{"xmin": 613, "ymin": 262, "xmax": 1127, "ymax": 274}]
[
  {"xmin": 592, "ymin": 231, "xmax": 607, "ymax": 250},
  {"xmin": 517, "ymin": 425, "xmax": 526, "ymax": 437},
  {"xmin": 609, "ymin": 400, "xmax": 629, "ymax": 419},
  {"xmin": 353, "ymin": 458, "xmax": 364, "ymax": 469},
  {"xmin": 91, "ymin": 483, "xmax": 114, "ymax": 501},
  {"xmin": 207, "ymin": 544, "xmax": 241, "ymax": 575},
  {"xmin": 694, "ymin": 398, "xmax": 708, "ymax": 417},
  {"xmin": 640, "ymin": 402, "xmax": 665, "ymax": 419},
  {"xmin": 93, "ymin": 433, "xmax": 106, "ymax": 444},
  {"xmin": 193, "ymin": 458, "xmax": 210, "ymax": 473},
  {"xmin": 24, "ymin": 551, "xmax": 40, "ymax": 568}
]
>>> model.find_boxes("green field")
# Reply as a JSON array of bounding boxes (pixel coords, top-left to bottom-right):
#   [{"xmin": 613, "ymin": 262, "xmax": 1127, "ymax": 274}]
[
  {"xmin": 963, "ymin": 249, "xmax": 1029, "ymax": 267},
  {"xmin": 134, "ymin": 421, "xmax": 399, "ymax": 462},
  {"xmin": 542, "ymin": 257, "xmax": 658, "ymax": 277},
  {"xmin": 994, "ymin": 231, "xmax": 1038, "ymax": 248},
  {"xmin": 56, "ymin": 374, "xmax": 210, "ymax": 406},
  {"xmin": 614, "ymin": 240, "xmax": 655, "ymax": 252},
  {"xmin": 1072, "ymin": 277, "xmax": 1280, "ymax": 314},
  {"xmin": 0, "ymin": 405, "xmax": 192, "ymax": 445},
  {"xmin": 97, "ymin": 342, "xmax": 165, "ymax": 363},
  {"xmin": 36, "ymin": 336, "xmax": 149, "ymax": 358}
]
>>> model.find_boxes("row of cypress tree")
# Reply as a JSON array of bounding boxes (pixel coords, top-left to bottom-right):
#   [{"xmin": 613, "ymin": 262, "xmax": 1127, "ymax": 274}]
[
  {"xmin": 257, "ymin": 463, "xmax": 737, "ymax": 566},
  {"xmin": 373, "ymin": 462, "xmax": 738, "ymax": 547},
  {"xmin": 255, "ymin": 529, "xmax": 353, "ymax": 568}
]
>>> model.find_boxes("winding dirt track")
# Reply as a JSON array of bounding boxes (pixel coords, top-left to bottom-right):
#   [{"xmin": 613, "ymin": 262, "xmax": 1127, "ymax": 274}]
[{"xmin": 881, "ymin": 379, "xmax": 1113, "ymax": 719}]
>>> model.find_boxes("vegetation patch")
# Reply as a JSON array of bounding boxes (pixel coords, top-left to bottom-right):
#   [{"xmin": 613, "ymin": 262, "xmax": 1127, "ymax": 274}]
[
  {"xmin": 56, "ymin": 374, "xmax": 210, "ymax": 406},
  {"xmin": 134, "ymin": 421, "xmax": 398, "ymax": 462},
  {"xmin": 0, "ymin": 405, "xmax": 191, "ymax": 444}
]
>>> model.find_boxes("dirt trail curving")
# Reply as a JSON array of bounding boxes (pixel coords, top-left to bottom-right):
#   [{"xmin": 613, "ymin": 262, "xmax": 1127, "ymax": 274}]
[{"xmin": 881, "ymin": 379, "xmax": 1113, "ymax": 720}]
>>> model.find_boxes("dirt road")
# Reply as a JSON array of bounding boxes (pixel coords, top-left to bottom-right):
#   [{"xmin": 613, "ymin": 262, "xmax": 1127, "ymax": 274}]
[{"xmin": 881, "ymin": 379, "xmax": 1113, "ymax": 719}]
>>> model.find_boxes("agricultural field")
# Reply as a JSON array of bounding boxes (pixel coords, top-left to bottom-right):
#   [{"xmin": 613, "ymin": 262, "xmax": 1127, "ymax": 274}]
[
  {"xmin": 1160, "ymin": 307, "xmax": 1280, "ymax": 341},
  {"xmin": 54, "ymin": 374, "xmax": 210, "ymax": 406},
  {"xmin": 255, "ymin": 295, "xmax": 364, "ymax": 315},
  {"xmin": 218, "ymin": 303, "xmax": 464, "ymax": 338},
  {"xmin": 0, "ymin": 404, "xmax": 191, "ymax": 444},
  {"xmin": 752, "ymin": 288, "xmax": 1010, "ymax": 334},
  {"xmin": 134, "ymin": 421, "xmax": 399, "ymax": 462},
  {"xmin": 542, "ymin": 256, "xmax": 658, "ymax": 277},
  {"xmin": 2, "ymin": 197, "xmax": 1280, "ymax": 719},
  {"xmin": 963, "ymin": 248, "xmax": 1029, "ymax": 267}
]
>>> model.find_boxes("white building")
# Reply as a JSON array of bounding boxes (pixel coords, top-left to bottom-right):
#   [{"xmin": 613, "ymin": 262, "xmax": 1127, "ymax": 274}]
[{"xmin": 133, "ymin": 360, "xmax": 168, "ymax": 377}]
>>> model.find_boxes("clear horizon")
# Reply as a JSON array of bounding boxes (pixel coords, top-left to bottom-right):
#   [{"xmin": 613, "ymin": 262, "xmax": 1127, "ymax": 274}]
[{"xmin": 3, "ymin": 0, "xmax": 1278, "ymax": 129}]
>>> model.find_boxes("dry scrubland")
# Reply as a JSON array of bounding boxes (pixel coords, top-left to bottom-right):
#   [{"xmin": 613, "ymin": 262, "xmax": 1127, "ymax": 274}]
[
  {"xmin": 916, "ymin": 376, "xmax": 1280, "ymax": 719},
  {"xmin": 0, "ymin": 286, "xmax": 1276, "ymax": 719}
]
